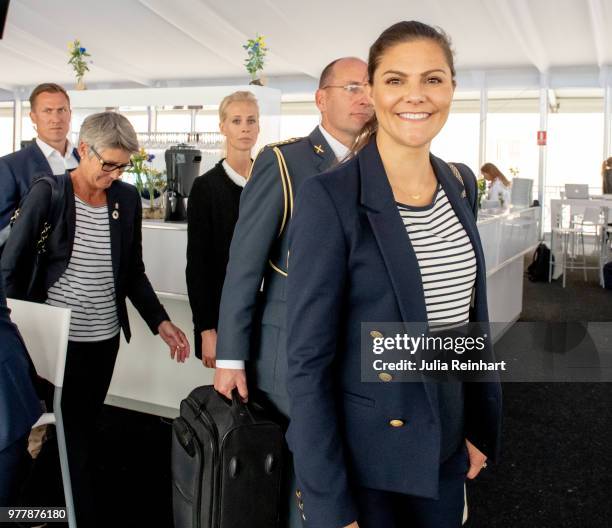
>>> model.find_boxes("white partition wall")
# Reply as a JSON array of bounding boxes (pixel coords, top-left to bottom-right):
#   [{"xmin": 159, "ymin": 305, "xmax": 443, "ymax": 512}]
[{"xmin": 106, "ymin": 221, "xmax": 207, "ymax": 418}]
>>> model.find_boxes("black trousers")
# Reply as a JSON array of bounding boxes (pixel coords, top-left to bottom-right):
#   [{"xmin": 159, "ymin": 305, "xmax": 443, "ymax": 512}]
[
  {"xmin": 61, "ymin": 334, "xmax": 120, "ymax": 528},
  {"xmin": 355, "ymin": 444, "xmax": 468, "ymax": 528},
  {"xmin": 0, "ymin": 435, "xmax": 29, "ymax": 506},
  {"xmin": 252, "ymin": 390, "xmax": 303, "ymax": 528}
]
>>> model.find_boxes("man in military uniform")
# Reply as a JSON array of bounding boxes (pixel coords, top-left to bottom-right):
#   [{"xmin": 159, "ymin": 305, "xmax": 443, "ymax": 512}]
[{"xmin": 213, "ymin": 57, "xmax": 372, "ymax": 526}]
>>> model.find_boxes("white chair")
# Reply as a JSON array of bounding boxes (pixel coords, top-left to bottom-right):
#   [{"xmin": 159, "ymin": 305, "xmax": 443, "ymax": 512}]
[
  {"xmin": 7, "ymin": 298, "xmax": 75, "ymax": 528},
  {"xmin": 510, "ymin": 178, "xmax": 533, "ymax": 207},
  {"xmin": 549, "ymin": 206, "xmax": 608, "ymax": 287}
]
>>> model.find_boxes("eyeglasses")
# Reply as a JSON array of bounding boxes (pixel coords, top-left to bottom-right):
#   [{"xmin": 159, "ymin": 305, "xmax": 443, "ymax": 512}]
[
  {"xmin": 322, "ymin": 83, "xmax": 367, "ymax": 96},
  {"xmin": 90, "ymin": 146, "xmax": 133, "ymax": 173}
]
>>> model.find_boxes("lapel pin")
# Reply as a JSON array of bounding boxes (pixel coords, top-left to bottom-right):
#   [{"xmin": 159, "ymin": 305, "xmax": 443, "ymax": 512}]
[{"xmin": 314, "ymin": 144, "xmax": 324, "ymax": 154}]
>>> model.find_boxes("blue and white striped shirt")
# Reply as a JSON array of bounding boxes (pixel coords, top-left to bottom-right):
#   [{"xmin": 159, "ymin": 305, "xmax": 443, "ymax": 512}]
[
  {"xmin": 46, "ymin": 196, "xmax": 119, "ymax": 342},
  {"xmin": 397, "ymin": 184, "xmax": 476, "ymax": 328}
]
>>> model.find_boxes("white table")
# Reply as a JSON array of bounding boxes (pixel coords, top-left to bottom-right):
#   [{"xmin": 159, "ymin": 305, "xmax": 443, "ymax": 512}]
[{"xmin": 478, "ymin": 207, "xmax": 540, "ymax": 340}]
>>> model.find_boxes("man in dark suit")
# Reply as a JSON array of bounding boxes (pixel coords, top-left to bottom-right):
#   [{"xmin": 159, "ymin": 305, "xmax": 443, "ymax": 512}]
[
  {"xmin": 0, "ymin": 83, "xmax": 78, "ymax": 248},
  {"xmin": 213, "ymin": 57, "xmax": 373, "ymax": 526}
]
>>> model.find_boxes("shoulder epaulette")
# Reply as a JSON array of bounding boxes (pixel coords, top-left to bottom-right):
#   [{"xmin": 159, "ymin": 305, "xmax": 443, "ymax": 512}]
[{"xmin": 266, "ymin": 137, "xmax": 303, "ymax": 148}]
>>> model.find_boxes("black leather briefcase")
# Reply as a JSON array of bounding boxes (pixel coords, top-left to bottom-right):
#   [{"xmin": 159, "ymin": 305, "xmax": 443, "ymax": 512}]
[{"xmin": 172, "ymin": 385, "xmax": 284, "ymax": 528}]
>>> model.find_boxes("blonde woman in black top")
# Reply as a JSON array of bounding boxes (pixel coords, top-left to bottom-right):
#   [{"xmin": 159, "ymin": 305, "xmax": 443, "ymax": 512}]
[{"xmin": 186, "ymin": 91, "xmax": 260, "ymax": 367}]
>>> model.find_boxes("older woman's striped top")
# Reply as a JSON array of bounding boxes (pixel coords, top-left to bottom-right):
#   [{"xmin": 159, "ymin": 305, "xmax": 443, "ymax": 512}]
[
  {"xmin": 46, "ymin": 196, "xmax": 120, "ymax": 342},
  {"xmin": 397, "ymin": 184, "xmax": 476, "ymax": 328}
]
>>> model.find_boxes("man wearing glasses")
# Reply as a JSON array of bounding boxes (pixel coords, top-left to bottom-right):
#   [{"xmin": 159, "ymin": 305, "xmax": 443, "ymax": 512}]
[
  {"xmin": 213, "ymin": 57, "xmax": 372, "ymax": 527},
  {"xmin": 0, "ymin": 83, "xmax": 78, "ymax": 250}
]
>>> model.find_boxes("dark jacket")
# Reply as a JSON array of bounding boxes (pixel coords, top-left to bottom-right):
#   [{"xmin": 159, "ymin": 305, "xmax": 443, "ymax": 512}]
[
  {"xmin": 286, "ymin": 139, "xmax": 502, "ymax": 528},
  {"xmin": 1, "ymin": 174, "xmax": 168, "ymax": 342},
  {"xmin": 216, "ymin": 127, "xmax": 336, "ymax": 396},
  {"xmin": 0, "ymin": 274, "xmax": 42, "ymax": 452},
  {"xmin": 186, "ymin": 160, "xmax": 243, "ymax": 358},
  {"xmin": 0, "ymin": 142, "xmax": 79, "ymax": 232}
]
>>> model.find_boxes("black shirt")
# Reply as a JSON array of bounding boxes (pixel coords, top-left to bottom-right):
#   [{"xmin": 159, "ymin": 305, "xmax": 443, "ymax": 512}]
[{"xmin": 186, "ymin": 159, "xmax": 244, "ymax": 358}]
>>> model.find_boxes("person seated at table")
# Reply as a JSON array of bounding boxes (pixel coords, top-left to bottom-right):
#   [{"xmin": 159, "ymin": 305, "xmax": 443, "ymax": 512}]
[
  {"xmin": 1, "ymin": 111, "xmax": 190, "ymax": 526},
  {"xmin": 602, "ymin": 157, "xmax": 612, "ymax": 194},
  {"xmin": 481, "ymin": 162, "xmax": 511, "ymax": 206}
]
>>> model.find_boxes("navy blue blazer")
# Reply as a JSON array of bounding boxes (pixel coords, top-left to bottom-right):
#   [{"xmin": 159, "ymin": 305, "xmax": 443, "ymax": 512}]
[
  {"xmin": 1, "ymin": 174, "xmax": 168, "ymax": 342},
  {"xmin": 0, "ymin": 142, "xmax": 79, "ymax": 231},
  {"xmin": 286, "ymin": 139, "xmax": 502, "ymax": 528},
  {"xmin": 0, "ymin": 274, "xmax": 41, "ymax": 452}
]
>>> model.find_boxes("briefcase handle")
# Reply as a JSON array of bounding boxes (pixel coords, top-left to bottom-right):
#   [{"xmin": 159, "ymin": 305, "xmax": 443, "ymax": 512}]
[{"xmin": 230, "ymin": 389, "xmax": 257, "ymax": 424}]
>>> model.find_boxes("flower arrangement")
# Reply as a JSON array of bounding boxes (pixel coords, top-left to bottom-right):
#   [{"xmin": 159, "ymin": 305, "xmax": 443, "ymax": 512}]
[
  {"xmin": 68, "ymin": 39, "xmax": 91, "ymax": 89},
  {"xmin": 243, "ymin": 35, "xmax": 269, "ymax": 85},
  {"xmin": 126, "ymin": 148, "xmax": 166, "ymax": 210},
  {"xmin": 508, "ymin": 167, "xmax": 520, "ymax": 177},
  {"xmin": 477, "ymin": 177, "xmax": 487, "ymax": 208}
]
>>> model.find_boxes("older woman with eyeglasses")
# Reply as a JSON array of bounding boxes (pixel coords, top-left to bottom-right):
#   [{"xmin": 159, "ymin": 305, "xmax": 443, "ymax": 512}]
[{"xmin": 1, "ymin": 111, "xmax": 190, "ymax": 526}]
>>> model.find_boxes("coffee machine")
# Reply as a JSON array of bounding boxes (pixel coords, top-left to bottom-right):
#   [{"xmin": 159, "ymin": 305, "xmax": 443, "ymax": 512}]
[{"xmin": 164, "ymin": 144, "xmax": 202, "ymax": 222}]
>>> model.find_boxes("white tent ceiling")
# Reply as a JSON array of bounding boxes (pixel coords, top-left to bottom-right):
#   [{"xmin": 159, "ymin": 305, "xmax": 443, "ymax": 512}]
[{"xmin": 1, "ymin": 0, "xmax": 612, "ymax": 100}]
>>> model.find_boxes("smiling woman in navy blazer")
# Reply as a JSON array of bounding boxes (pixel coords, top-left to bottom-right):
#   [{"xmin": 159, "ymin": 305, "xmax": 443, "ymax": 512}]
[{"xmin": 286, "ymin": 21, "xmax": 502, "ymax": 528}]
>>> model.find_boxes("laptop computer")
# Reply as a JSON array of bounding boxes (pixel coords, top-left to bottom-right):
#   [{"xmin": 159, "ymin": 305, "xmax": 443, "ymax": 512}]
[{"xmin": 564, "ymin": 184, "xmax": 589, "ymax": 200}]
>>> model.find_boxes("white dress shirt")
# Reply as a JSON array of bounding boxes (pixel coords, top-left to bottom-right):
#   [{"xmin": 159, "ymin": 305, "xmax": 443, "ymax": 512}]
[
  {"xmin": 318, "ymin": 124, "xmax": 350, "ymax": 162},
  {"xmin": 487, "ymin": 178, "xmax": 511, "ymax": 206},
  {"xmin": 216, "ymin": 127, "xmax": 350, "ymax": 370},
  {"xmin": 36, "ymin": 138, "xmax": 79, "ymax": 175}
]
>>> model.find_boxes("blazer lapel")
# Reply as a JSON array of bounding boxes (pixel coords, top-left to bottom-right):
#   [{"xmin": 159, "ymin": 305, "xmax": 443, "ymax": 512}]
[
  {"xmin": 358, "ymin": 140, "xmax": 428, "ymax": 324},
  {"xmin": 359, "ymin": 141, "xmax": 436, "ymax": 411},
  {"xmin": 307, "ymin": 127, "xmax": 337, "ymax": 173},
  {"xmin": 30, "ymin": 143, "xmax": 54, "ymax": 177},
  {"xmin": 105, "ymin": 183, "xmax": 122, "ymax": 284},
  {"xmin": 430, "ymin": 155, "xmax": 488, "ymax": 313}
]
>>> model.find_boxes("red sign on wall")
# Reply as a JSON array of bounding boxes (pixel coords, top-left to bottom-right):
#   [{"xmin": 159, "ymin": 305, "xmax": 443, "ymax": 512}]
[{"xmin": 537, "ymin": 130, "xmax": 547, "ymax": 146}]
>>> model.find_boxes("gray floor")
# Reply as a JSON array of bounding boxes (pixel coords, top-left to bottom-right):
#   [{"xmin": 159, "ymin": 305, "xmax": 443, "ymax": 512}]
[{"xmin": 465, "ymin": 257, "xmax": 612, "ymax": 528}]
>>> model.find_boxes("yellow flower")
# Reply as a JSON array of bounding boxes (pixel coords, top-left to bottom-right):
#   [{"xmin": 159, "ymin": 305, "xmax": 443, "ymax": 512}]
[{"xmin": 68, "ymin": 41, "xmax": 74, "ymax": 50}]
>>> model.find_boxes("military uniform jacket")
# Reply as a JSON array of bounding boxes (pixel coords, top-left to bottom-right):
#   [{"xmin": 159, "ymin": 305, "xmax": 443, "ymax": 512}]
[{"xmin": 216, "ymin": 127, "xmax": 336, "ymax": 396}]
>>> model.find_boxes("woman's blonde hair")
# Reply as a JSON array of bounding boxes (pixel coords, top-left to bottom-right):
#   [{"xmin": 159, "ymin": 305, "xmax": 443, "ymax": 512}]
[
  {"xmin": 218, "ymin": 91, "xmax": 259, "ymax": 122},
  {"xmin": 481, "ymin": 162, "xmax": 511, "ymax": 187}
]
